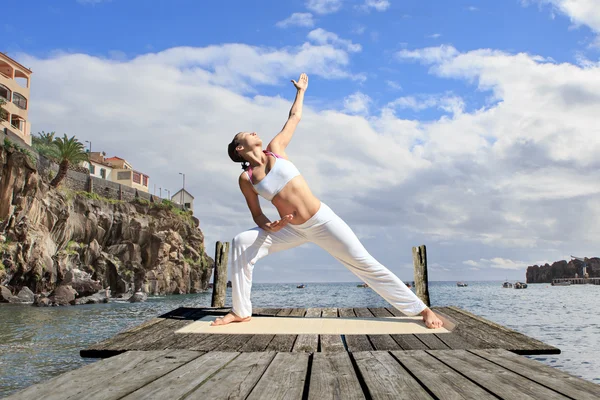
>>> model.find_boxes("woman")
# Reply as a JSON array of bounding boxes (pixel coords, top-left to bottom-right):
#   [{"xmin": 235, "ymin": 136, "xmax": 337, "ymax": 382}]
[{"xmin": 215, "ymin": 73, "xmax": 443, "ymax": 329}]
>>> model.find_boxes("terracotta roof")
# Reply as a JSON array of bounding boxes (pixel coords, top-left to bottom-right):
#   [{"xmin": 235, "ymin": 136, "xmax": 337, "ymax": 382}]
[{"xmin": 0, "ymin": 52, "xmax": 33, "ymax": 74}]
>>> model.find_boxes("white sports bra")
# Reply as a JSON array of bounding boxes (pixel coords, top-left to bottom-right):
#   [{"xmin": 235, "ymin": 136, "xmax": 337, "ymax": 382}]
[{"xmin": 246, "ymin": 151, "xmax": 301, "ymax": 201}]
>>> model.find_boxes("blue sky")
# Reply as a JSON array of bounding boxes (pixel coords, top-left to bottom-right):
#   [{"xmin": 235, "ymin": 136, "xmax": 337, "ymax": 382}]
[{"xmin": 6, "ymin": 0, "xmax": 600, "ymax": 282}]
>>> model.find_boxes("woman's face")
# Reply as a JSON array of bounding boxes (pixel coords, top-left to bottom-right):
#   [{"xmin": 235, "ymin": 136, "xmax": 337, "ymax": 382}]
[{"xmin": 235, "ymin": 131, "xmax": 262, "ymax": 151}]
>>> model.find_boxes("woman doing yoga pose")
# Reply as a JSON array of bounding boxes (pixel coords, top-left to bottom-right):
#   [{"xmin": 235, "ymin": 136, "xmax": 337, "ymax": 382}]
[{"xmin": 214, "ymin": 73, "xmax": 443, "ymax": 329}]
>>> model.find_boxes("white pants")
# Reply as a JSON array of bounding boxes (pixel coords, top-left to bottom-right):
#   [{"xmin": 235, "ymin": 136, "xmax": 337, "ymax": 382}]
[{"xmin": 230, "ymin": 202, "xmax": 428, "ymax": 318}]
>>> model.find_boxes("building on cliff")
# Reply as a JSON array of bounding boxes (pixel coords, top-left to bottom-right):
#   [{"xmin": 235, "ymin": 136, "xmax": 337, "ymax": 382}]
[
  {"xmin": 80, "ymin": 152, "xmax": 150, "ymax": 193},
  {"xmin": 171, "ymin": 188, "xmax": 194, "ymax": 211},
  {"xmin": 0, "ymin": 52, "xmax": 32, "ymax": 147}
]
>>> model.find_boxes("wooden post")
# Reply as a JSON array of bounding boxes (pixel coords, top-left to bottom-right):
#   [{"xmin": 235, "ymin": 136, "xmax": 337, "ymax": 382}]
[
  {"xmin": 412, "ymin": 244, "xmax": 430, "ymax": 307},
  {"xmin": 211, "ymin": 241, "xmax": 230, "ymax": 308}
]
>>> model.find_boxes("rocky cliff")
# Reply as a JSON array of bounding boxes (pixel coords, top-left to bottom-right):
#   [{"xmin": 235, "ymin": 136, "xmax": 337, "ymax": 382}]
[
  {"xmin": 0, "ymin": 146, "xmax": 213, "ymax": 305},
  {"xmin": 526, "ymin": 258, "xmax": 600, "ymax": 283}
]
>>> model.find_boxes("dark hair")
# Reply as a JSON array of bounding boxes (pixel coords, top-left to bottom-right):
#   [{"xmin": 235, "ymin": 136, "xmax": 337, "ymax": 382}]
[{"xmin": 228, "ymin": 135, "xmax": 250, "ymax": 170}]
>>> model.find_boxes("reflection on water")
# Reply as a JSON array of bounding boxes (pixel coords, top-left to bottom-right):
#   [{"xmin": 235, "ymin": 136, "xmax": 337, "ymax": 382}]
[{"xmin": 1, "ymin": 282, "xmax": 598, "ymax": 397}]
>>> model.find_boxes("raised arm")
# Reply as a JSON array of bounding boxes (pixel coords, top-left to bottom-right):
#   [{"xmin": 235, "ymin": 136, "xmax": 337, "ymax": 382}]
[{"xmin": 267, "ymin": 73, "xmax": 308, "ymax": 156}]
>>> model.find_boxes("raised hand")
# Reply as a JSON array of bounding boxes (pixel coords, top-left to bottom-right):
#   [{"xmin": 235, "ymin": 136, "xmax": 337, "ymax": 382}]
[
  {"xmin": 291, "ymin": 73, "xmax": 308, "ymax": 92},
  {"xmin": 265, "ymin": 214, "xmax": 294, "ymax": 233}
]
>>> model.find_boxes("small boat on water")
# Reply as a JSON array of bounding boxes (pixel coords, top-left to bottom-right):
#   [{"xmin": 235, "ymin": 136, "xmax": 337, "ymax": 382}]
[
  {"xmin": 514, "ymin": 282, "xmax": 528, "ymax": 289},
  {"xmin": 457, "ymin": 282, "xmax": 468, "ymax": 287},
  {"xmin": 357, "ymin": 283, "xmax": 369, "ymax": 288},
  {"xmin": 296, "ymin": 284, "xmax": 305, "ymax": 289},
  {"xmin": 502, "ymin": 281, "xmax": 513, "ymax": 288}
]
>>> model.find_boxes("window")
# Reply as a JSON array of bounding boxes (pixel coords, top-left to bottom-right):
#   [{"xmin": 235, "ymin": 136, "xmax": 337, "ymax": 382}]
[
  {"xmin": 133, "ymin": 172, "xmax": 141, "ymax": 184},
  {"xmin": 10, "ymin": 115, "xmax": 23, "ymax": 131},
  {"xmin": 100, "ymin": 169, "xmax": 106, "ymax": 179},
  {"xmin": 117, "ymin": 171, "xmax": 131, "ymax": 180},
  {"xmin": 89, "ymin": 164, "xmax": 96, "ymax": 174},
  {"xmin": 143, "ymin": 175, "xmax": 148, "ymax": 187},
  {"xmin": 0, "ymin": 84, "xmax": 10, "ymax": 101},
  {"xmin": 13, "ymin": 93, "xmax": 27, "ymax": 110},
  {"xmin": 184, "ymin": 202, "xmax": 191, "ymax": 209}
]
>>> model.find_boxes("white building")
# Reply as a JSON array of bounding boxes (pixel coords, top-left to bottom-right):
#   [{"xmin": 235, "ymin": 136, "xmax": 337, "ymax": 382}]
[
  {"xmin": 81, "ymin": 151, "xmax": 113, "ymax": 180},
  {"xmin": 171, "ymin": 188, "xmax": 194, "ymax": 211}
]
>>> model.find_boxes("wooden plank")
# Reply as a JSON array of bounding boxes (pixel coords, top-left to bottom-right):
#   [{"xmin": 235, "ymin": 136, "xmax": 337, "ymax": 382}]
[
  {"xmin": 359, "ymin": 308, "xmax": 401, "ymax": 351},
  {"xmin": 7, "ymin": 350, "xmax": 203, "ymax": 400},
  {"xmin": 340, "ymin": 308, "xmax": 372, "ymax": 352},
  {"xmin": 213, "ymin": 334, "xmax": 256, "ymax": 351},
  {"xmin": 6, "ymin": 351, "xmax": 178, "ymax": 400},
  {"xmin": 385, "ymin": 307, "xmax": 407, "ymax": 317},
  {"xmin": 269, "ymin": 308, "xmax": 306, "ymax": 351},
  {"xmin": 288, "ymin": 308, "xmax": 307, "ymax": 317},
  {"xmin": 429, "ymin": 350, "xmax": 569, "ymax": 400},
  {"xmin": 321, "ymin": 308, "xmax": 345, "ymax": 352},
  {"xmin": 470, "ymin": 349, "xmax": 600, "ymax": 400},
  {"xmin": 321, "ymin": 308, "xmax": 338, "ymax": 318},
  {"xmin": 188, "ymin": 334, "xmax": 234, "ymax": 352},
  {"xmin": 246, "ymin": 352, "xmax": 309, "ymax": 400},
  {"xmin": 239, "ymin": 335, "xmax": 275, "ymax": 352},
  {"xmin": 413, "ymin": 334, "xmax": 450, "ymax": 350},
  {"xmin": 442, "ymin": 307, "xmax": 558, "ymax": 354},
  {"xmin": 448, "ymin": 306, "xmax": 559, "ymax": 353},
  {"xmin": 293, "ymin": 308, "xmax": 320, "ymax": 352},
  {"xmin": 352, "ymin": 351, "xmax": 433, "ymax": 399},
  {"xmin": 433, "ymin": 332, "xmax": 475, "ymax": 350},
  {"xmin": 253, "ymin": 308, "xmax": 282, "ymax": 316},
  {"xmin": 81, "ymin": 318, "xmax": 174, "ymax": 357},
  {"xmin": 391, "ymin": 335, "xmax": 429, "ymax": 351},
  {"xmin": 266, "ymin": 335, "xmax": 298, "ymax": 352},
  {"xmin": 276, "ymin": 308, "xmax": 294, "ymax": 317},
  {"xmin": 391, "ymin": 350, "xmax": 496, "ymax": 399},
  {"xmin": 121, "ymin": 352, "xmax": 239, "ymax": 400},
  {"xmin": 187, "ymin": 352, "xmax": 277, "ymax": 400},
  {"xmin": 308, "ymin": 352, "xmax": 366, "ymax": 400}
]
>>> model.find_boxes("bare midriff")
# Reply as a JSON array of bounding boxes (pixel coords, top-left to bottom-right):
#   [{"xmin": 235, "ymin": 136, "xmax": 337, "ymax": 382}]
[{"xmin": 271, "ymin": 175, "xmax": 321, "ymax": 225}]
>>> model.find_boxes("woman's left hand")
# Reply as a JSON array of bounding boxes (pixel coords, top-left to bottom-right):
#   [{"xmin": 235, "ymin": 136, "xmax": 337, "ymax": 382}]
[{"xmin": 292, "ymin": 73, "xmax": 309, "ymax": 92}]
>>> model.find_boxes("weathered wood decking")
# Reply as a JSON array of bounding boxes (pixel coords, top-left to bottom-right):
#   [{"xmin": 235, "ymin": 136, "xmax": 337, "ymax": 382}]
[
  {"xmin": 81, "ymin": 306, "xmax": 559, "ymax": 358},
  {"xmin": 7, "ymin": 349, "xmax": 599, "ymax": 400},
  {"xmin": 8, "ymin": 306, "xmax": 599, "ymax": 399}
]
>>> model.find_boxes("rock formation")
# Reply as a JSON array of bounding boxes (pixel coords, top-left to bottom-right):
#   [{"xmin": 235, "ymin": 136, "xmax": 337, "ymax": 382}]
[
  {"xmin": 0, "ymin": 146, "xmax": 214, "ymax": 305},
  {"xmin": 526, "ymin": 258, "xmax": 600, "ymax": 283}
]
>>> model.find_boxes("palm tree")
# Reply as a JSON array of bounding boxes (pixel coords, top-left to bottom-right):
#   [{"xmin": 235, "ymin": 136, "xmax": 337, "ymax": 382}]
[
  {"xmin": 50, "ymin": 134, "xmax": 89, "ymax": 188},
  {"xmin": 37, "ymin": 131, "xmax": 56, "ymax": 144}
]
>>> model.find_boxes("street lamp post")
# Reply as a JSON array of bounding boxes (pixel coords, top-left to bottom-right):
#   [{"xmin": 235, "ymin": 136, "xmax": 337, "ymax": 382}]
[{"xmin": 179, "ymin": 172, "xmax": 185, "ymax": 209}]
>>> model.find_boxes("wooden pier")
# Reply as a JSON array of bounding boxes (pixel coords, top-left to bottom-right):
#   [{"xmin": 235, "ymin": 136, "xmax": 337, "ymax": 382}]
[
  {"xmin": 551, "ymin": 277, "xmax": 600, "ymax": 285},
  {"xmin": 7, "ymin": 306, "xmax": 600, "ymax": 399}
]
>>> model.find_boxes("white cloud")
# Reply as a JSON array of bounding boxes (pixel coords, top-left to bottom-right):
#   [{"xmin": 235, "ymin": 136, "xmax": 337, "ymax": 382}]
[
  {"xmin": 343, "ymin": 92, "xmax": 372, "ymax": 115},
  {"xmin": 386, "ymin": 80, "xmax": 402, "ymax": 90},
  {"xmin": 361, "ymin": 0, "xmax": 391, "ymax": 12},
  {"xmin": 17, "ymin": 40, "xmax": 600, "ymax": 282},
  {"xmin": 525, "ymin": 1, "xmax": 600, "ymax": 38},
  {"xmin": 427, "ymin": 33, "xmax": 442, "ymax": 39},
  {"xmin": 276, "ymin": 13, "xmax": 315, "ymax": 28},
  {"xmin": 463, "ymin": 258, "xmax": 534, "ymax": 270},
  {"xmin": 466, "ymin": 6, "xmax": 478, "ymax": 11},
  {"xmin": 306, "ymin": 0, "xmax": 343, "ymax": 15},
  {"xmin": 387, "ymin": 94, "xmax": 465, "ymax": 114},
  {"xmin": 307, "ymin": 28, "xmax": 362, "ymax": 52}
]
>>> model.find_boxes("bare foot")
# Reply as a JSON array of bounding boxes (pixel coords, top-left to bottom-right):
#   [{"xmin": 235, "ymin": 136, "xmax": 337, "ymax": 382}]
[
  {"xmin": 210, "ymin": 312, "xmax": 252, "ymax": 326},
  {"xmin": 420, "ymin": 308, "xmax": 444, "ymax": 329}
]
